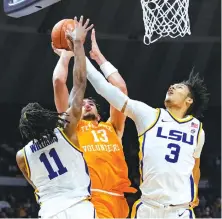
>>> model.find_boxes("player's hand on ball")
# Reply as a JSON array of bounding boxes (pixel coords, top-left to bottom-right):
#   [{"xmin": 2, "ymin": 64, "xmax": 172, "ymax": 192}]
[
  {"xmin": 66, "ymin": 16, "xmax": 94, "ymax": 50},
  {"xmin": 51, "ymin": 42, "xmax": 74, "ymax": 57}
]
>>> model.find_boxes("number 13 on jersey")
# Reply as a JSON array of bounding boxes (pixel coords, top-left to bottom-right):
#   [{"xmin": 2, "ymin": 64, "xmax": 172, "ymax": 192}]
[{"xmin": 91, "ymin": 129, "xmax": 108, "ymax": 142}]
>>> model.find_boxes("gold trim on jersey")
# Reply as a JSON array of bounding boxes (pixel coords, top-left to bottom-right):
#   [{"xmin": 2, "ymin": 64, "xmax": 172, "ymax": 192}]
[
  {"xmin": 57, "ymin": 128, "xmax": 83, "ymax": 153},
  {"xmin": 131, "ymin": 199, "xmax": 142, "ymax": 219},
  {"xmin": 166, "ymin": 110, "xmax": 193, "ymax": 123},
  {"xmin": 197, "ymin": 122, "xmax": 203, "ymax": 144},
  {"xmin": 23, "ymin": 148, "xmax": 30, "ymax": 178},
  {"xmin": 138, "ymin": 135, "xmax": 145, "ymax": 184},
  {"xmin": 190, "ymin": 174, "xmax": 198, "ymax": 204},
  {"xmin": 138, "ymin": 108, "xmax": 161, "ymax": 137},
  {"xmin": 189, "ymin": 207, "xmax": 196, "ymax": 218},
  {"xmin": 34, "ymin": 189, "xmax": 42, "ymax": 206}
]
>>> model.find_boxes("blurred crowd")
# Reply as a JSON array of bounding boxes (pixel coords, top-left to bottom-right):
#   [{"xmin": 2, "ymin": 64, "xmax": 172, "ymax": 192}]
[
  {"xmin": 195, "ymin": 195, "xmax": 221, "ymax": 218},
  {"xmin": 0, "ymin": 188, "xmax": 39, "ymax": 218},
  {"xmin": 0, "ymin": 141, "xmax": 221, "ymax": 218}
]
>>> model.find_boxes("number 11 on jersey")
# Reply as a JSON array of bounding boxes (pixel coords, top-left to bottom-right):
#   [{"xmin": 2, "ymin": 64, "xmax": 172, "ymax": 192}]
[{"xmin": 39, "ymin": 148, "xmax": 68, "ymax": 180}]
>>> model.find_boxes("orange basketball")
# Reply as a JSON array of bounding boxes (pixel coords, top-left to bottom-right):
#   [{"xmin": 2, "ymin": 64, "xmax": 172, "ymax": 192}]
[{"xmin": 51, "ymin": 19, "xmax": 77, "ymax": 50}]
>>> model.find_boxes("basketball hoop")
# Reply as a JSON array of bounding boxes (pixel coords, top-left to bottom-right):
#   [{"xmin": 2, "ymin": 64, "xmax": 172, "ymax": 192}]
[{"xmin": 140, "ymin": 0, "xmax": 191, "ymax": 45}]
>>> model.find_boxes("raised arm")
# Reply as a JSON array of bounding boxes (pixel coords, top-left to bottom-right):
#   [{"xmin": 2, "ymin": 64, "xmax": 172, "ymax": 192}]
[
  {"xmin": 52, "ymin": 45, "xmax": 73, "ymax": 113},
  {"xmin": 64, "ymin": 17, "xmax": 93, "ymax": 142},
  {"xmin": 86, "ymin": 58, "xmax": 158, "ymax": 136},
  {"xmin": 89, "ymin": 29, "xmax": 127, "ymax": 138}
]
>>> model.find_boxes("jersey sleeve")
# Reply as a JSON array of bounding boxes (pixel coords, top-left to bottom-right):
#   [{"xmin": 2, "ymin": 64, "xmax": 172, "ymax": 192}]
[
  {"xmin": 193, "ymin": 128, "xmax": 205, "ymax": 158},
  {"xmin": 124, "ymin": 99, "xmax": 159, "ymax": 135}
]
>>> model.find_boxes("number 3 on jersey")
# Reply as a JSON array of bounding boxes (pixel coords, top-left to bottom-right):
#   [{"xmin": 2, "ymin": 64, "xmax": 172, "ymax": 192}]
[
  {"xmin": 39, "ymin": 148, "xmax": 67, "ymax": 180},
  {"xmin": 91, "ymin": 129, "xmax": 108, "ymax": 142},
  {"xmin": 165, "ymin": 143, "xmax": 181, "ymax": 163}
]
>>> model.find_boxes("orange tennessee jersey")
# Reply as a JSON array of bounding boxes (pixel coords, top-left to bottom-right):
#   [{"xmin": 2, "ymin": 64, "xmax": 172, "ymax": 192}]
[{"xmin": 77, "ymin": 120, "xmax": 136, "ymax": 194}]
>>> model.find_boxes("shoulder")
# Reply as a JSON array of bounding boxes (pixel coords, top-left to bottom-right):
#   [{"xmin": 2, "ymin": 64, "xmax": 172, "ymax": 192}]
[
  {"xmin": 191, "ymin": 117, "xmax": 205, "ymax": 145},
  {"xmin": 16, "ymin": 149, "xmax": 24, "ymax": 160},
  {"xmin": 198, "ymin": 127, "xmax": 205, "ymax": 143},
  {"xmin": 192, "ymin": 118, "xmax": 204, "ymax": 136},
  {"xmin": 99, "ymin": 121, "xmax": 114, "ymax": 130},
  {"xmin": 148, "ymin": 107, "xmax": 161, "ymax": 122},
  {"xmin": 16, "ymin": 148, "xmax": 26, "ymax": 169},
  {"xmin": 138, "ymin": 108, "xmax": 161, "ymax": 136},
  {"xmin": 102, "ymin": 120, "xmax": 112, "ymax": 126}
]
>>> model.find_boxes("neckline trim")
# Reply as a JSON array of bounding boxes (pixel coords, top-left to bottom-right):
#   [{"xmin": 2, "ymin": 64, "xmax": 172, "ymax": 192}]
[{"xmin": 165, "ymin": 109, "xmax": 193, "ymax": 124}]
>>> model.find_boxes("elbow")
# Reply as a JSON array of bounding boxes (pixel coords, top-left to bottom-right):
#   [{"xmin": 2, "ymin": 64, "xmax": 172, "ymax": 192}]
[
  {"xmin": 120, "ymin": 85, "xmax": 128, "ymax": 95},
  {"xmin": 94, "ymin": 81, "xmax": 105, "ymax": 95},
  {"xmin": 117, "ymin": 82, "xmax": 128, "ymax": 95},
  {"xmin": 53, "ymin": 75, "xmax": 66, "ymax": 88}
]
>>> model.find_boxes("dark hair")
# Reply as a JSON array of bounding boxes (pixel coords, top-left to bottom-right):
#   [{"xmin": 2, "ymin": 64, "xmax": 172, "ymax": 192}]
[
  {"xmin": 19, "ymin": 103, "xmax": 68, "ymax": 146},
  {"xmin": 68, "ymin": 88, "xmax": 101, "ymax": 115},
  {"xmin": 182, "ymin": 70, "xmax": 209, "ymax": 118},
  {"xmin": 84, "ymin": 97, "xmax": 101, "ymax": 115}
]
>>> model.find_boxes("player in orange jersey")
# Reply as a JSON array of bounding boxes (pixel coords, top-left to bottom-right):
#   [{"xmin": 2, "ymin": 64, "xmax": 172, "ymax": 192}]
[{"xmin": 52, "ymin": 25, "xmax": 136, "ymax": 218}]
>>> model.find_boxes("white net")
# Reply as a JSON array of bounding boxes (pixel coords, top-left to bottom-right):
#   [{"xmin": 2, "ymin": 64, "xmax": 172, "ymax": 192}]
[{"xmin": 141, "ymin": 0, "xmax": 191, "ymax": 45}]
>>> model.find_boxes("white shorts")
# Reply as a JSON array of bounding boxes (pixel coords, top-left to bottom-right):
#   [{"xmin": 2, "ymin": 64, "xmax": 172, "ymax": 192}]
[
  {"xmin": 131, "ymin": 199, "xmax": 195, "ymax": 218},
  {"xmin": 46, "ymin": 200, "xmax": 96, "ymax": 219}
]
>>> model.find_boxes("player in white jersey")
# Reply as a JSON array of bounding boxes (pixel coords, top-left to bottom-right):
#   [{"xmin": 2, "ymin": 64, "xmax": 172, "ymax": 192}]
[
  {"xmin": 16, "ymin": 16, "xmax": 96, "ymax": 219},
  {"xmin": 84, "ymin": 60, "xmax": 209, "ymax": 218}
]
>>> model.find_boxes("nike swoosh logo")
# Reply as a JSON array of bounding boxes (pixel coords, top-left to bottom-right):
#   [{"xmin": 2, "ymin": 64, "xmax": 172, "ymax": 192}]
[
  {"xmin": 178, "ymin": 210, "xmax": 186, "ymax": 217},
  {"xmin": 162, "ymin": 119, "xmax": 169, "ymax": 122}
]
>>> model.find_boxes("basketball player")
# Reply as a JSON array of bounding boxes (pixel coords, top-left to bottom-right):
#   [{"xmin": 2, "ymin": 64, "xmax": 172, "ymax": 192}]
[
  {"xmin": 16, "ymin": 16, "xmax": 96, "ymax": 219},
  {"xmin": 86, "ymin": 60, "xmax": 209, "ymax": 218},
  {"xmin": 52, "ymin": 28, "xmax": 136, "ymax": 218}
]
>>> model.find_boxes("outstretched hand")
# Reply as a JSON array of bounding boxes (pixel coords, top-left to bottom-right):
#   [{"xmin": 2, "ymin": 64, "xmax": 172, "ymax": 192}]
[
  {"xmin": 89, "ymin": 29, "xmax": 106, "ymax": 65},
  {"xmin": 66, "ymin": 16, "xmax": 94, "ymax": 51},
  {"xmin": 90, "ymin": 29, "xmax": 101, "ymax": 60}
]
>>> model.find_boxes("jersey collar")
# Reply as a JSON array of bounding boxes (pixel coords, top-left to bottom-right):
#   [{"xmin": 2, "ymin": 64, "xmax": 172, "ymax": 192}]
[{"xmin": 165, "ymin": 109, "xmax": 193, "ymax": 124}]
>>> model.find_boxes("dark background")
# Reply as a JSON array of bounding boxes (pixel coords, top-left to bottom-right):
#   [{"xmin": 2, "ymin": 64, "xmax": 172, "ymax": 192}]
[{"xmin": 0, "ymin": 0, "xmax": 220, "ymax": 218}]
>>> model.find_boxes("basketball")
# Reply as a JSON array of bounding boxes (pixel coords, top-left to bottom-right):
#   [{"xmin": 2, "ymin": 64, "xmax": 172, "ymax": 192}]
[{"xmin": 51, "ymin": 19, "xmax": 77, "ymax": 50}]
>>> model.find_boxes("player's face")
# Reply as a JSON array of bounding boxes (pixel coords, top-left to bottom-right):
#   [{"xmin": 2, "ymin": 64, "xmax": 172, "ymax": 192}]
[
  {"xmin": 81, "ymin": 99, "xmax": 100, "ymax": 121},
  {"xmin": 164, "ymin": 83, "xmax": 193, "ymax": 108}
]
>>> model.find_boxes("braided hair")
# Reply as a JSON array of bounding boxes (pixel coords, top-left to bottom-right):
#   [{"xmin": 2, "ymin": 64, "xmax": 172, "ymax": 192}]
[{"xmin": 19, "ymin": 103, "xmax": 69, "ymax": 146}]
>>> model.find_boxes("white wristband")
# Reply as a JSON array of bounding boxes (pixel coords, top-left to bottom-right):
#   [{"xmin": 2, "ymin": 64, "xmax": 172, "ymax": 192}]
[{"xmin": 100, "ymin": 61, "xmax": 118, "ymax": 78}]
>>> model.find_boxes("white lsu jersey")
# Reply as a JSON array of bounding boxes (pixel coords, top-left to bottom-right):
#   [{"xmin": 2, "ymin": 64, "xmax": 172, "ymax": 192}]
[
  {"xmin": 24, "ymin": 128, "xmax": 91, "ymax": 218},
  {"xmin": 139, "ymin": 108, "xmax": 203, "ymax": 205}
]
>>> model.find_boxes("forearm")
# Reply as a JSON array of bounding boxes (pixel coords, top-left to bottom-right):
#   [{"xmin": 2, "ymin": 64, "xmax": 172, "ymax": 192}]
[
  {"xmin": 193, "ymin": 167, "xmax": 200, "ymax": 185},
  {"xmin": 53, "ymin": 54, "xmax": 71, "ymax": 113},
  {"xmin": 93, "ymin": 52, "xmax": 107, "ymax": 66},
  {"xmin": 193, "ymin": 158, "xmax": 201, "ymax": 185},
  {"xmin": 86, "ymin": 57, "xmax": 128, "ymax": 111},
  {"xmin": 70, "ymin": 41, "xmax": 87, "ymax": 107},
  {"xmin": 190, "ymin": 160, "xmax": 201, "ymax": 207},
  {"xmin": 73, "ymin": 41, "xmax": 86, "ymax": 86},
  {"xmin": 100, "ymin": 61, "xmax": 127, "ymax": 95},
  {"xmin": 53, "ymin": 54, "xmax": 71, "ymax": 83}
]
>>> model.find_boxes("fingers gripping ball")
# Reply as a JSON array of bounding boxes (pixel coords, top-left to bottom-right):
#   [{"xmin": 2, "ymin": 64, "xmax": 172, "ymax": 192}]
[{"xmin": 51, "ymin": 19, "xmax": 77, "ymax": 50}]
